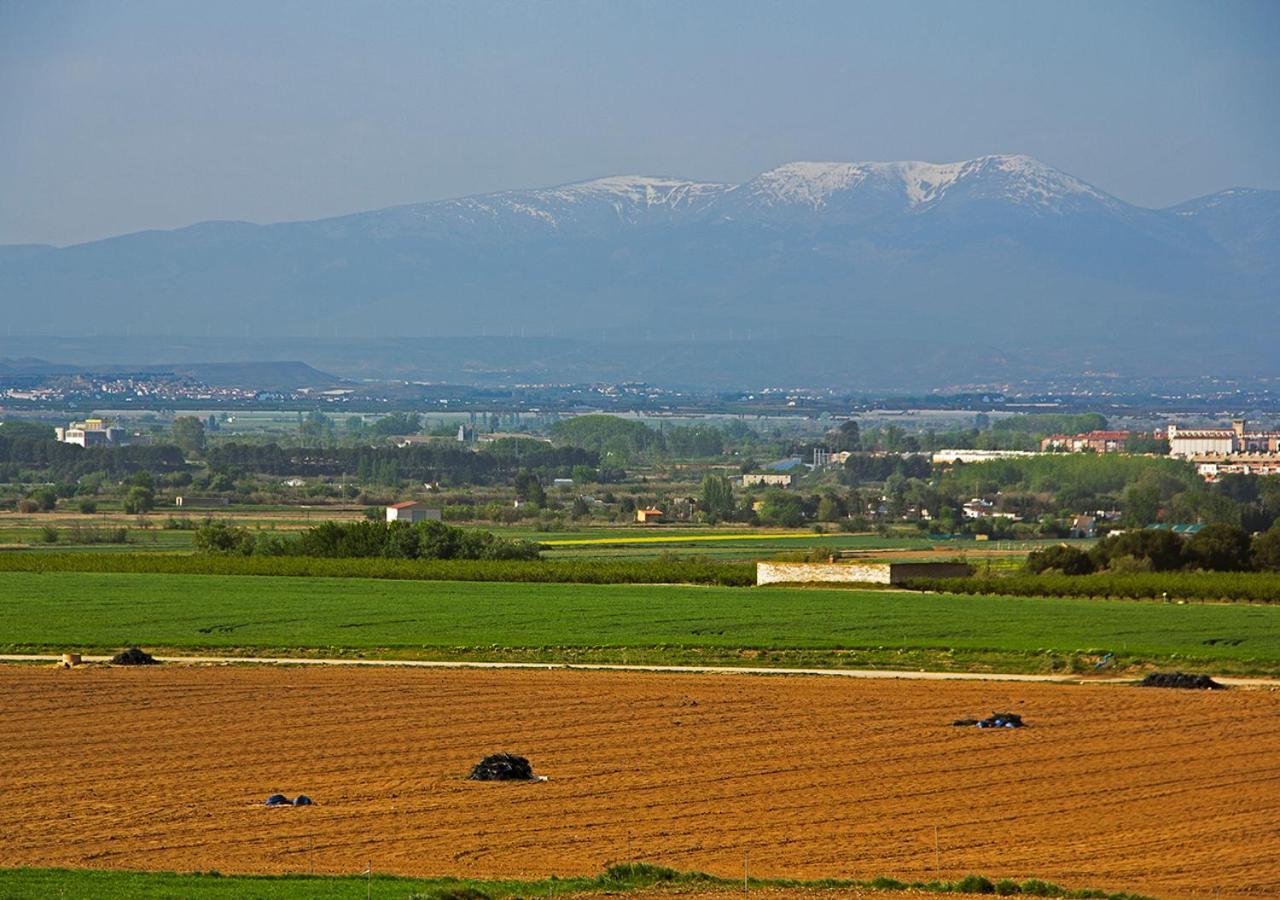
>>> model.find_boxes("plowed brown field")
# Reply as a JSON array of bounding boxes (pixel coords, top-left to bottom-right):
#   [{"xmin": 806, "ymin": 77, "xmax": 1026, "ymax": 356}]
[{"xmin": 2, "ymin": 665, "xmax": 1278, "ymax": 898}]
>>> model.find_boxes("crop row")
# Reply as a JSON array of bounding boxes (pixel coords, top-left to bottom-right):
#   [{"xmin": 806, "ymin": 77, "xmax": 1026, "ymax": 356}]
[
  {"xmin": 0, "ymin": 552, "xmax": 756, "ymax": 586},
  {"xmin": 908, "ymin": 571, "xmax": 1280, "ymax": 602}
]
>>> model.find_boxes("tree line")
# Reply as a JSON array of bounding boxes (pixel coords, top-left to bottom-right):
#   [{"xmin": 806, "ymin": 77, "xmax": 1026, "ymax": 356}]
[
  {"xmin": 193, "ymin": 518, "xmax": 542, "ymax": 560},
  {"xmin": 1027, "ymin": 523, "xmax": 1280, "ymax": 575},
  {"xmin": 205, "ymin": 441, "xmax": 597, "ymax": 484}
]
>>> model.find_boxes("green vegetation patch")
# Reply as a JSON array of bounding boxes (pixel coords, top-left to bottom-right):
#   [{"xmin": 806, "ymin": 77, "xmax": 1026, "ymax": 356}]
[
  {"xmin": 0, "ymin": 553, "xmax": 754, "ymax": 586},
  {"xmin": 1, "ymin": 571, "xmax": 1277, "ymax": 673},
  {"xmin": 0, "ymin": 865, "xmax": 1149, "ymax": 900},
  {"xmin": 911, "ymin": 571, "xmax": 1280, "ymax": 603}
]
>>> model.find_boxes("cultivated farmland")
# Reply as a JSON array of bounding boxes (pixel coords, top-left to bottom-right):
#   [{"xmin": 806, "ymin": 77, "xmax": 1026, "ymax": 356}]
[
  {"xmin": 1, "ymin": 665, "xmax": 1276, "ymax": 899},
  {"xmin": 2, "ymin": 571, "xmax": 1280, "ymax": 673}
]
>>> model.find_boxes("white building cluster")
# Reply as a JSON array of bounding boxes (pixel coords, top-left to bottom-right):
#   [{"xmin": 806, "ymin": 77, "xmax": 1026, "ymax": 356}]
[
  {"xmin": 55, "ymin": 418, "xmax": 127, "ymax": 447},
  {"xmin": 1166, "ymin": 419, "xmax": 1280, "ymax": 481}
]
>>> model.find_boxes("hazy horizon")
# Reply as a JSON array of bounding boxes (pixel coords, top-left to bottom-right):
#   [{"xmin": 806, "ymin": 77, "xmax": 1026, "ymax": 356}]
[{"xmin": 3, "ymin": 0, "xmax": 1279, "ymax": 246}]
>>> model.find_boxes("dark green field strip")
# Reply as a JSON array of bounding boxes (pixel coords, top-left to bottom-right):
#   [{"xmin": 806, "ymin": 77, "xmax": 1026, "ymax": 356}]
[
  {"xmin": 912, "ymin": 571, "xmax": 1280, "ymax": 602},
  {"xmin": 0, "ymin": 867, "xmax": 1147, "ymax": 900},
  {"xmin": 0, "ymin": 553, "xmax": 753, "ymax": 585},
  {"xmin": 0, "ymin": 571, "xmax": 1276, "ymax": 672}
]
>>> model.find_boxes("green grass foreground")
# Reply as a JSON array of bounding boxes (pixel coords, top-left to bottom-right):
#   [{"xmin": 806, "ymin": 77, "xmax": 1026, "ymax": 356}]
[
  {"xmin": 911, "ymin": 571, "xmax": 1280, "ymax": 603},
  {"xmin": 1, "ymin": 571, "xmax": 1277, "ymax": 673},
  {"xmin": 0, "ymin": 864, "xmax": 1148, "ymax": 900}
]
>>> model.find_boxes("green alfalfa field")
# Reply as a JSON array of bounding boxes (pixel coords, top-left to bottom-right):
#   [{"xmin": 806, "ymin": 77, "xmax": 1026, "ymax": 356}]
[{"xmin": 0, "ymin": 570, "xmax": 1276, "ymax": 673}]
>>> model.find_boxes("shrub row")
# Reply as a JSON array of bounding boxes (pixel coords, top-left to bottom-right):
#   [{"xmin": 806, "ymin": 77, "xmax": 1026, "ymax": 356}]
[
  {"xmin": 193, "ymin": 518, "xmax": 542, "ymax": 561},
  {"xmin": 0, "ymin": 552, "xmax": 756, "ymax": 586},
  {"xmin": 908, "ymin": 571, "xmax": 1280, "ymax": 602}
]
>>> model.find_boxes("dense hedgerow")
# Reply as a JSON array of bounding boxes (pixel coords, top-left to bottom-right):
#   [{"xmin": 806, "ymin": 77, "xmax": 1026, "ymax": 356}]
[
  {"xmin": 0, "ymin": 552, "xmax": 756, "ymax": 586},
  {"xmin": 908, "ymin": 571, "xmax": 1280, "ymax": 602},
  {"xmin": 193, "ymin": 518, "xmax": 542, "ymax": 561}
]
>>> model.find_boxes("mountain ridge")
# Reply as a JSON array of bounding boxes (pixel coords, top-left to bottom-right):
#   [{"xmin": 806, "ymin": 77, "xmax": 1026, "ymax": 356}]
[{"xmin": 1, "ymin": 155, "xmax": 1276, "ymax": 381}]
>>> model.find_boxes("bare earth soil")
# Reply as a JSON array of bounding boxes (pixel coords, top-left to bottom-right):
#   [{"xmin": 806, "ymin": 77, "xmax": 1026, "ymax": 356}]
[{"xmin": 2, "ymin": 665, "xmax": 1278, "ymax": 898}]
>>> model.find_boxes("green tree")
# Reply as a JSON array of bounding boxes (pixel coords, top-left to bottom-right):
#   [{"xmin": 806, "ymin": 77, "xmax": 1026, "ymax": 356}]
[
  {"xmin": 369, "ymin": 413, "xmax": 422, "ymax": 436},
  {"xmin": 816, "ymin": 495, "xmax": 842, "ymax": 522},
  {"xmin": 193, "ymin": 521, "xmax": 254, "ymax": 555},
  {"xmin": 123, "ymin": 485, "xmax": 155, "ymax": 514},
  {"xmin": 1251, "ymin": 526, "xmax": 1280, "ymax": 571},
  {"xmin": 700, "ymin": 474, "xmax": 735, "ymax": 524},
  {"xmin": 0, "ymin": 420, "xmax": 56, "ymax": 441},
  {"xmin": 1121, "ymin": 484, "xmax": 1160, "ymax": 527},
  {"xmin": 513, "ymin": 469, "xmax": 546, "ymax": 507},
  {"xmin": 299, "ymin": 411, "xmax": 333, "ymax": 441},
  {"xmin": 1026, "ymin": 544, "xmax": 1096, "ymax": 575},
  {"xmin": 548, "ymin": 415, "xmax": 656, "ymax": 459},
  {"xmin": 28, "ymin": 487, "xmax": 58, "ymax": 511},
  {"xmin": 1092, "ymin": 529, "xmax": 1186, "ymax": 572},
  {"xmin": 1185, "ymin": 523, "xmax": 1252, "ymax": 571},
  {"xmin": 835, "ymin": 419, "xmax": 861, "ymax": 451},
  {"xmin": 170, "ymin": 416, "xmax": 207, "ymax": 453},
  {"xmin": 757, "ymin": 488, "xmax": 803, "ymax": 527}
]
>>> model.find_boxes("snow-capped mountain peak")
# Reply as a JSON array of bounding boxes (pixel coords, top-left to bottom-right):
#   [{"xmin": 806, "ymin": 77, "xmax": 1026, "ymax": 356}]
[
  {"xmin": 527, "ymin": 175, "xmax": 732, "ymax": 213},
  {"xmin": 742, "ymin": 154, "xmax": 1111, "ymax": 212}
]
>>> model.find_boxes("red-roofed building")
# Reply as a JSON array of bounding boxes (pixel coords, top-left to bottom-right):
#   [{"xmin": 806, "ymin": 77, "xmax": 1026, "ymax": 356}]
[{"xmin": 1040, "ymin": 431, "xmax": 1132, "ymax": 453}]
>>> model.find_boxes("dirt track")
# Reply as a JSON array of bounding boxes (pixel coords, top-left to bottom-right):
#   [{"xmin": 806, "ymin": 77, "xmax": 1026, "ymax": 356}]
[{"xmin": 2, "ymin": 665, "xmax": 1278, "ymax": 898}]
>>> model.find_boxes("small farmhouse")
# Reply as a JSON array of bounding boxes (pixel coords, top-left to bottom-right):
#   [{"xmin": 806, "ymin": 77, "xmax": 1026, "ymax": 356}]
[
  {"xmin": 1069, "ymin": 515, "xmax": 1097, "ymax": 538},
  {"xmin": 635, "ymin": 507, "xmax": 664, "ymax": 524},
  {"xmin": 386, "ymin": 501, "xmax": 442, "ymax": 524}
]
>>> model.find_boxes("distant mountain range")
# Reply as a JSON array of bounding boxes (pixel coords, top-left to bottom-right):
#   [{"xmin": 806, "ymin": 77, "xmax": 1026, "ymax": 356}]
[
  {"xmin": 2, "ymin": 155, "xmax": 1276, "ymax": 380},
  {"xmin": 0, "ymin": 357, "xmax": 333, "ymax": 390}
]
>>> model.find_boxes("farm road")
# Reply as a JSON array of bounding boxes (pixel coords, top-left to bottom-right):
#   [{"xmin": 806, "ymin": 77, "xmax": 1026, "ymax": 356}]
[{"xmin": 1, "ymin": 653, "xmax": 1276, "ymax": 686}]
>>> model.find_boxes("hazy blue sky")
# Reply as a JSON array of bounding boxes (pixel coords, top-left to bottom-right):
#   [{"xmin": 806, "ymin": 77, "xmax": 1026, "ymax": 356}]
[{"xmin": 3, "ymin": 0, "xmax": 1278, "ymax": 246}]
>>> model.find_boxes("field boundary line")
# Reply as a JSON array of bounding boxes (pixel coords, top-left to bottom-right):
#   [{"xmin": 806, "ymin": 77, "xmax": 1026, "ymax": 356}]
[{"xmin": 2, "ymin": 653, "xmax": 1275, "ymax": 686}]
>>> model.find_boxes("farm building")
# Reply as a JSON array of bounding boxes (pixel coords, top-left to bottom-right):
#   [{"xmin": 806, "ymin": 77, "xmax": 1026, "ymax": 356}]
[
  {"xmin": 742, "ymin": 473, "xmax": 793, "ymax": 487},
  {"xmin": 756, "ymin": 560, "xmax": 972, "ymax": 586},
  {"xmin": 386, "ymin": 501, "xmax": 442, "ymax": 524},
  {"xmin": 635, "ymin": 507, "xmax": 664, "ymax": 524},
  {"xmin": 174, "ymin": 496, "xmax": 230, "ymax": 508},
  {"xmin": 55, "ymin": 418, "xmax": 126, "ymax": 447},
  {"xmin": 1069, "ymin": 515, "xmax": 1097, "ymax": 538}
]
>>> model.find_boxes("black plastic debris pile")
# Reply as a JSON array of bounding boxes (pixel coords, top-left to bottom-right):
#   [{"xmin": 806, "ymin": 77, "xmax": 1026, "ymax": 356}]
[
  {"xmin": 953, "ymin": 711, "xmax": 1024, "ymax": 729},
  {"xmin": 468, "ymin": 753, "xmax": 536, "ymax": 781},
  {"xmin": 265, "ymin": 794, "xmax": 313, "ymax": 806},
  {"xmin": 1139, "ymin": 672, "xmax": 1225, "ymax": 690},
  {"xmin": 110, "ymin": 647, "xmax": 159, "ymax": 666}
]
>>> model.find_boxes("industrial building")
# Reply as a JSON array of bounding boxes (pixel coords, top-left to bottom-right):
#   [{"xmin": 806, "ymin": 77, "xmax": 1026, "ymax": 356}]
[
  {"xmin": 742, "ymin": 472, "xmax": 794, "ymax": 488},
  {"xmin": 1167, "ymin": 419, "xmax": 1280, "ymax": 458},
  {"xmin": 55, "ymin": 418, "xmax": 126, "ymax": 447}
]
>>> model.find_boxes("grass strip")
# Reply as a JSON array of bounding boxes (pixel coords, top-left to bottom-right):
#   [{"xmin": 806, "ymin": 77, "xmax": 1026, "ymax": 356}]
[
  {"xmin": 0, "ymin": 863, "xmax": 1149, "ymax": 900},
  {"xmin": 910, "ymin": 572, "xmax": 1280, "ymax": 603},
  {"xmin": 2, "ymin": 571, "xmax": 1277, "ymax": 675},
  {"xmin": 0, "ymin": 552, "xmax": 755, "ymax": 586}
]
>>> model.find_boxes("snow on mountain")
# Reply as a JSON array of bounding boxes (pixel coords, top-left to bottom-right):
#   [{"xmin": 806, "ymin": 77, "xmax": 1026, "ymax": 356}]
[
  {"xmin": 325, "ymin": 155, "xmax": 1126, "ymax": 242},
  {"xmin": 735, "ymin": 155, "xmax": 1114, "ymax": 215},
  {"xmin": 365, "ymin": 174, "xmax": 732, "ymax": 237},
  {"xmin": 1, "ymin": 155, "xmax": 1273, "ymax": 365}
]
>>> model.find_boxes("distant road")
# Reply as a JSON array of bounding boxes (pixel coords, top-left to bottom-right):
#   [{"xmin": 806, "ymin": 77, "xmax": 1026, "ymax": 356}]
[{"xmin": 2, "ymin": 654, "xmax": 1275, "ymax": 687}]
